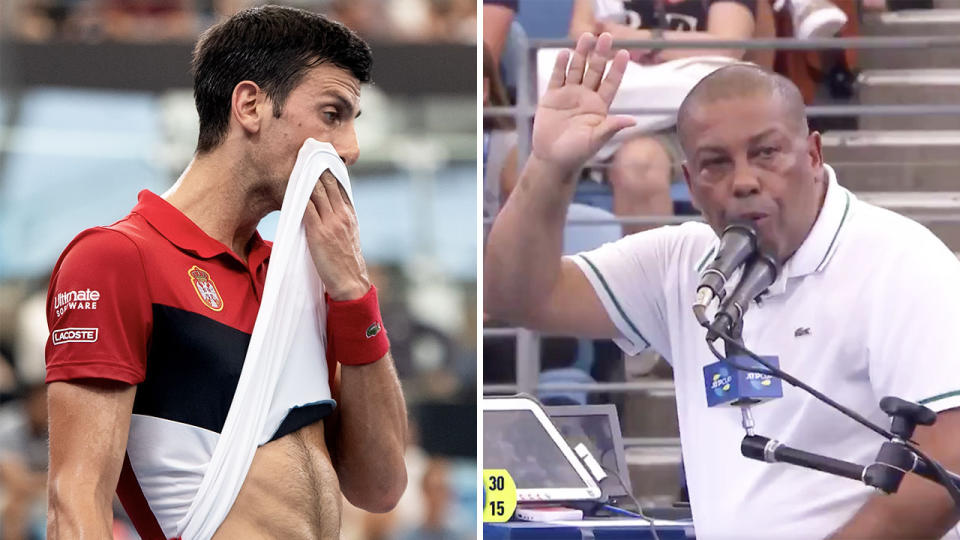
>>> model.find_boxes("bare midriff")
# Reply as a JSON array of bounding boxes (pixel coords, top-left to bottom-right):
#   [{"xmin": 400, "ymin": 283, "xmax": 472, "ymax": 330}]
[{"xmin": 213, "ymin": 421, "xmax": 341, "ymax": 540}]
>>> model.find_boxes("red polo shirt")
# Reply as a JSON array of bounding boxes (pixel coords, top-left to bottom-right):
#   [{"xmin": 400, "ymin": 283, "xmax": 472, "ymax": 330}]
[
  {"xmin": 45, "ymin": 190, "xmax": 338, "ymax": 539},
  {"xmin": 46, "ymin": 190, "xmax": 272, "ymax": 384}
]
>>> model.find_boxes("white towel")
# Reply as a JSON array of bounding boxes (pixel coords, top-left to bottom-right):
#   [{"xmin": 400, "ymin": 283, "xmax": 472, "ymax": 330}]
[{"xmin": 177, "ymin": 139, "xmax": 351, "ymax": 539}]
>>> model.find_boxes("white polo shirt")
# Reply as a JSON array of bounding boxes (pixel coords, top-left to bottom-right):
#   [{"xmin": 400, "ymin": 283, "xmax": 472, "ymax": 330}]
[{"xmin": 570, "ymin": 165, "xmax": 960, "ymax": 540}]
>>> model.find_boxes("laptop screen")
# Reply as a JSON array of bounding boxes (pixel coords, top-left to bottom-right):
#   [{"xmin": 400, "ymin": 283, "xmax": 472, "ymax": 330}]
[{"xmin": 483, "ymin": 409, "xmax": 591, "ymax": 490}]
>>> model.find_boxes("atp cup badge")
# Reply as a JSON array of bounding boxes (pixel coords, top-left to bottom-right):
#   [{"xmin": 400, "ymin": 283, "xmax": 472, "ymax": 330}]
[
  {"xmin": 188, "ymin": 265, "xmax": 224, "ymax": 312},
  {"xmin": 711, "ymin": 367, "xmax": 732, "ymax": 397}
]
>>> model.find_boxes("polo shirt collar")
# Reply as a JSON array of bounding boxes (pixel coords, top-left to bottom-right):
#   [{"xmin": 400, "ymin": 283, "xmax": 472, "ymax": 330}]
[
  {"xmin": 778, "ymin": 164, "xmax": 853, "ymax": 281},
  {"xmin": 694, "ymin": 164, "xmax": 854, "ymax": 295},
  {"xmin": 132, "ymin": 190, "xmax": 270, "ymax": 267}
]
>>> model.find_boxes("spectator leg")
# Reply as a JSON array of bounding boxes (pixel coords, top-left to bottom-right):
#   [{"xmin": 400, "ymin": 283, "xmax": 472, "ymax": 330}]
[{"xmin": 608, "ymin": 136, "xmax": 674, "ymax": 236}]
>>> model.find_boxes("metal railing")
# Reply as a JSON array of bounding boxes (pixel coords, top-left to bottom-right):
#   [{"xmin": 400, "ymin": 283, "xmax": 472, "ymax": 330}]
[{"xmin": 528, "ymin": 35, "xmax": 960, "ymax": 51}]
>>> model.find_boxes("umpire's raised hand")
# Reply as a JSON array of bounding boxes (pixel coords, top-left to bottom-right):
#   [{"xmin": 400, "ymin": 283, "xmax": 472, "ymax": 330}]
[{"xmin": 532, "ymin": 32, "xmax": 636, "ymax": 176}]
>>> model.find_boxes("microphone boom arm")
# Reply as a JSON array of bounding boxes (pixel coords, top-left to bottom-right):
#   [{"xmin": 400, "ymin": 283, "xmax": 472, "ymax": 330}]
[
  {"xmin": 740, "ymin": 434, "xmax": 960, "ymax": 498},
  {"xmin": 741, "ymin": 435, "xmax": 867, "ymax": 484}
]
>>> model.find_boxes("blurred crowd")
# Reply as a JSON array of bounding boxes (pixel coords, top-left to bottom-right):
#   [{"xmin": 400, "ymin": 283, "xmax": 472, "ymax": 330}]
[{"xmin": 4, "ymin": 0, "xmax": 477, "ymax": 43}]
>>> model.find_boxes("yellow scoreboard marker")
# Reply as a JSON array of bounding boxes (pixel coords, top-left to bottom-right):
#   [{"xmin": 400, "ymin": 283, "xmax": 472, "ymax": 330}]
[{"xmin": 482, "ymin": 469, "xmax": 517, "ymax": 522}]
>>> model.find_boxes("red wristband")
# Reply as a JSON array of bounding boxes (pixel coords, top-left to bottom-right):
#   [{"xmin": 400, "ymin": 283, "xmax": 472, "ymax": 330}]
[{"xmin": 326, "ymin": 284, "xmax": 389, "ymax": 366}]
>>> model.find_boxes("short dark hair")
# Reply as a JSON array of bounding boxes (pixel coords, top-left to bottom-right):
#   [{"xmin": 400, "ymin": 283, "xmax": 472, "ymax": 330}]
[{"xmin": 191, "ymin": 5, "xmax": 373, "ymax": 153}]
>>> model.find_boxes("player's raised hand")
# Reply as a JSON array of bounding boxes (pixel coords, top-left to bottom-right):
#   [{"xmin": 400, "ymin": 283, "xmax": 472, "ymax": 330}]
[
  {"xmin": 532, "ymin": 32, "xmax": 635, "ymax": 175},
  {"xmin": 304, "ymin": 170, "xmax": 370, "ymax": 301}
]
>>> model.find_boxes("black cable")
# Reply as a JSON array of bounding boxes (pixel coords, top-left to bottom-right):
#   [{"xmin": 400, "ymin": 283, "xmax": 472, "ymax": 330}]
[
  {"xmin": 705, "ymin": 327, "xmax": 960, "ymax": 506},
  {"xmin": 597, "ymin": 462, "xmax": 662, "ymax": 540}
]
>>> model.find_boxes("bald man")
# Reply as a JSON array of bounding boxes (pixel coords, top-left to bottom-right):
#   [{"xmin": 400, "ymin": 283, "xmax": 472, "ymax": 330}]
[{"xmin": 485, "ymin": 32, "xmax": 960, "ymax": 539}]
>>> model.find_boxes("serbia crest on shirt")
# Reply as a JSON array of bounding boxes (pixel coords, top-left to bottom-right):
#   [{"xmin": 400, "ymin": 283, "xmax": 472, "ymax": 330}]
[{"xmin": 188, "ymin": 265, "xmax": 224, "ymax": 312}]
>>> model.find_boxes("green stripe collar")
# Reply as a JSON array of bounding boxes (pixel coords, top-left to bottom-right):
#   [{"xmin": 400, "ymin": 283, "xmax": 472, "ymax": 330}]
[{"xmin": 781, "ymin": 164, "xmax": 853, "ymax": 280}]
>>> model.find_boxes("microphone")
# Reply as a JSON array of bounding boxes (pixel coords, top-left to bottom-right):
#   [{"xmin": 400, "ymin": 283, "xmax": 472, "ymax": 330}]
[
  {"xmin": 703, "ymin": 355, "xmax": 783, "ymax": 409},
  {"xmin": 693, "ymin": 222, "xmax": 757, "ymax": 325},
  {"xmin": 707, "ymin": 251, "xmax": 780, "ymax": 342}
]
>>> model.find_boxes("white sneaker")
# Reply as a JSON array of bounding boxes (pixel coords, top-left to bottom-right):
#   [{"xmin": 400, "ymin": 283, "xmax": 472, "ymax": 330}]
[
  {"xmin": 790, "ymin": 0, "xmax": 849, "ymax": 39},
  {"xmin": 593, "ymin": 0, "xmax": 628, "ymax": 23}
]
